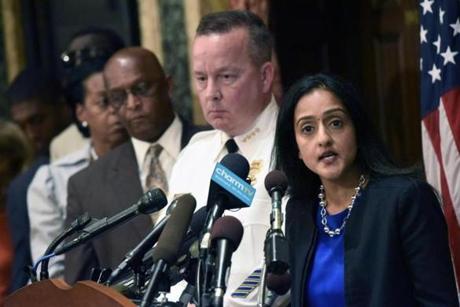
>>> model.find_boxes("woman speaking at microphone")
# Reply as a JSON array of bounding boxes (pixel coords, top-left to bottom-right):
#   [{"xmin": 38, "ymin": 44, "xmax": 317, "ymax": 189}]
[{"xmin": 274, "ymin": 74, "xmax": 458, "ymax": 307}]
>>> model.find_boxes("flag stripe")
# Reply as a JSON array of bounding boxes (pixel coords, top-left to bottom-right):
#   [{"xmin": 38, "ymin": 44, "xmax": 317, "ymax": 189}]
[
  {"xmin": 442, "ymin": 89, "xmax": 460, "ymax": 153},
  {"xmin": 439, "ymin": 164, "xmax": 460, "ymax": 284},
  {"xmin": 422, "ymin": 123, "xmax": 441, "ymax": 192},
  {"xmin": 440, "ymin": 99, "xmax": 460, "ymax": 223}
]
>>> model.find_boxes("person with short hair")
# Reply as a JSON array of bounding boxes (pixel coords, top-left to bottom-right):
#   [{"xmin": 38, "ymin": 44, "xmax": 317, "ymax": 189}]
[
  {"xmin": 275, "ymin": 73, "xmax": 458, "ymax": 306},
  {"xmin": 63, "ymin": 47, "xmax": 205, "ymax": 283},
  {"xmin": 168, "ymin": 10, "xmax": 278, "ymax": 306},
  {"xmin": 7, "ymin": 68, "xmax": 70, "ymax": 158},
  {"xmin": 5, "ymin": 67, "xmax": 70, "ymax": 292}
]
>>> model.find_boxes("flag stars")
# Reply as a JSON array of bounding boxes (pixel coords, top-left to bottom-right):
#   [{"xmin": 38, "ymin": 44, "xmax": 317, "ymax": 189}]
[
  {"xmin": 433, "ymin": 35, "xmax": 441, "ymax": 53},
  {"xmin": 428, "ymin": 64, "xmax": 441, "ymax": 83},
  {"xmin": 420, "ymin": 26, "xmax": 428, "ymax": 43},
  {"xmin": 439, "ymin": 8, "xmax": 445, "ymax": 24},
  {"xmin": 420, "ymin": 0, "xmax": 434, "ymax": 15},
  {"xmin": 420, "ymin": 58, "xmax": 423, "ymax": 71},
  {"xmin": 450, "ymin": 18, "xmax": 460, "ymax": 36},
  {"xmin": 440, "ymin": 46, "xmax": 458, "ymax": 65}
]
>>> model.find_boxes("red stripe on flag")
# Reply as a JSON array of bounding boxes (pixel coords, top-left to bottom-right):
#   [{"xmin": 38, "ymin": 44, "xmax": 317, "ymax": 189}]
[
  {"xmin": 440, "ymin": 167, "xmax": 460, "ymax": 287},
  {"xmin": 423, "ymin": 110, "xmax": 460, "ymax": 286},
  {"xmin": 442, "ymin": 89, "xmax": 460, "ymax": 153},
  {"xmin": 423, "ymin": 109, "xmax": 441, "ymax": 158}
]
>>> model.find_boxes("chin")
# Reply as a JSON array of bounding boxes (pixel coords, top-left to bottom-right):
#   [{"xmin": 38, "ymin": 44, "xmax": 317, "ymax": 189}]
[
  {"xmin": 317, "ymin": 170, "xmax": 344, "ymax": 182},
  {"xmin": 211, "ymin": 122, "xmax": 230, "ymax": 132}
]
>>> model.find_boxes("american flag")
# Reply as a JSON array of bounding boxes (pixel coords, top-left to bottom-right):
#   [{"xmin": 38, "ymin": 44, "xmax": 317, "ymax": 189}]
[{"xmin": 420, "ymin": 0, "xmax": 460, "ymax": 286}]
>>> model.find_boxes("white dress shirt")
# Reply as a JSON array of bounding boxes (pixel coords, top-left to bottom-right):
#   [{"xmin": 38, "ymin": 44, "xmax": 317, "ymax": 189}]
[
  {"xmin": 49, "ymin": 123, "xmax": 89, "ymax": 162},
  {"xmin": 131, "ymin": 115, "xmax": 183, "ymax": 193},
  {"xmin": 168, "ymin": 100, "xmax": 279, "ymax": 306},
  {"xmin": 27, "ymin": 143, "xmax": 93, "ymax": 278}
]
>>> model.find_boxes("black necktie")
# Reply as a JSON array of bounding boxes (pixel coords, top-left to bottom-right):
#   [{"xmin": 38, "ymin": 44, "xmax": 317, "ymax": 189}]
[{"xmin": 225, "ymin": 138, "xmax": 239, "ymax": 153}]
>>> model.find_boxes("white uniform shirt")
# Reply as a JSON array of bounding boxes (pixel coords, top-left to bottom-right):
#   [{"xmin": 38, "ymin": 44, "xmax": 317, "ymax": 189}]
[{"xmin": 168, "ymin": 100, "xmax": 278, "ymax": 306}]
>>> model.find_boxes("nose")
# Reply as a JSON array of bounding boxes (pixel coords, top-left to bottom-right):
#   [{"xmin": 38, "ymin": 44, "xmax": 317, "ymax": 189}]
[
  {"xmin": 125, "ymin": 91, "xmax": 142, "ymax": 110},
  {"xmin": 205, "ymin": 79, "xmax": 222, "ymax": 102},
  {"xmin": 317, "ymin": 124, "xmax": 332, "ymax": 147}
]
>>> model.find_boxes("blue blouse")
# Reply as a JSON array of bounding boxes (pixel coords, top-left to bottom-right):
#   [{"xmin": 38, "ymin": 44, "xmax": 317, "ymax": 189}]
[{"xmin": 305, "ymin": 204, "xmax": 348, "ymax": 307}]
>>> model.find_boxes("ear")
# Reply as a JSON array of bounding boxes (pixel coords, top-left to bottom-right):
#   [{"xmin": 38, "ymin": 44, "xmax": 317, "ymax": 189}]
[
  {"xmin": 260, "ymin": 61, "xmax": 274, "ymax": 94},
  {"xmin": 298, "ymin": 150, "xmax": 302, "ymax": 160},
  {"xmin": 75, "ymin": 103, "xmax": 86, "ymax": 124}
]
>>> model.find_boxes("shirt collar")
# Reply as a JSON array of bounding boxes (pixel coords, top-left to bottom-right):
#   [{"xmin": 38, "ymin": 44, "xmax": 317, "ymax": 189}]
[{"xmin": 131, "ymin": 115, "xmax": 182, "ymax": 166}]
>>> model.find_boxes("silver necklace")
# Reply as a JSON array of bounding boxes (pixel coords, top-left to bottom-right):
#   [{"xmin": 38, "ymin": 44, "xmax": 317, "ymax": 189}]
[{"xmin": 318, "ymin": 175, "xmax": 366, "ymax": 237}]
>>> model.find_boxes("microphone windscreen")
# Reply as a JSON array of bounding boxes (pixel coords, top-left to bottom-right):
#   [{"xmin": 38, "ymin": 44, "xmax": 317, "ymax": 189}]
[
  {"xmin": 152, "ymin": 194, "xmax": 196, "ymax": 264},
  {"xmin": 220, "ymin": 153, "xmax": 250, "ymax": 179},
  {"xmin": 207, "ymin": 153, "xmax": 251, "ymax": 210},
  {"xmin": 266, "ymin": 272, "xmax": 291, "ymax": 295},
  {"xmin": 264, "ymin": 170, "xmax": 288, "ymax": 195},
  {"xmin": 140, "ymin": 188, "xmax": 168, "ymax": 214},
  {"xmin": 210, "ymin": 216, "xmax": 244, "ymax": 250}
]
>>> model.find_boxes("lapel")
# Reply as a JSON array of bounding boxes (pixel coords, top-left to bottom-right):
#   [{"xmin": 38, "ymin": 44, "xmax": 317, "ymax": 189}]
[
  {"xmin": 293, "ymin": 198, "xmax": 316, "ymax": 269},
  {"xmin": 108, "ymin": 142, "xmax": 152, "ymax": 239},
  {"xmin": 287, "ymin": 197, "xmax": 317, "ymax": 302}
]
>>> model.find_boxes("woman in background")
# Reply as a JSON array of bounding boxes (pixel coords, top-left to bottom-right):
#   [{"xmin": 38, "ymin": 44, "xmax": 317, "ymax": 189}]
[
  {"xmin": 274, "ymin": 74, "xmax": 458, "ymax": 307},
  {"xmin": 0, "ymin": 120, "xmax": 32, "ymax": 304},
  {"xmin": 27, "ymin": 37, "xmax": 127, "ymax": 279}
]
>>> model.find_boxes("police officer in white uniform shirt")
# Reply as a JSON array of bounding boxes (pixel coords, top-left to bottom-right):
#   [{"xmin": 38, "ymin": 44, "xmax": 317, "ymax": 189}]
[{"xmin": 168, "ymin": 10, "xmax": 280, "ymax": 306}]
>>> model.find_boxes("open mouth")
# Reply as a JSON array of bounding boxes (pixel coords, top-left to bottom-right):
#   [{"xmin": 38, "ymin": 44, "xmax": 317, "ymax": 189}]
[{"xmin": 319, "ymin": 151, "xmax": 337, "ymax": 161}]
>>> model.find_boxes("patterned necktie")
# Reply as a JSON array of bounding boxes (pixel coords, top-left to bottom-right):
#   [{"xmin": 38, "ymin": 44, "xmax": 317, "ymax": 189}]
[
  {"xmin": 145, "ymin": 143, "xmax": 169, "ymax": 194},
  {"xmin": 225, "ymin": 138, "xmax": 239, "ymax": 154}
]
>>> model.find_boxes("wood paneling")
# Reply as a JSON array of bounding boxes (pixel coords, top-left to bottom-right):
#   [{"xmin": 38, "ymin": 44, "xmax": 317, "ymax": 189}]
[{"xmin": 271, "ymin": 0, "xmax": 421, "ymax": 166}]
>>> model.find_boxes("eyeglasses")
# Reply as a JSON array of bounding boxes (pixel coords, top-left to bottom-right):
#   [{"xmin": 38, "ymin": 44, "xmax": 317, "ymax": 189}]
[
  {"xmin": 107, "ymin": 81, "xmax": 158, "ymax": 109},
  {"xmin": 60, "ymin": 47, "xmax": 112, "ymax": 68}
]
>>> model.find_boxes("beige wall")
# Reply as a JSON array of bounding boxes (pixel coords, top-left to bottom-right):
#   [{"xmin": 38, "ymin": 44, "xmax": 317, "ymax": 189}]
[
  {"xmin": 1, "ymin": 0, "xmax": 25, "ymax": 82},
  {"xmin": 137, "ymin": 0, "xmax": 229, "ymax": 125}
]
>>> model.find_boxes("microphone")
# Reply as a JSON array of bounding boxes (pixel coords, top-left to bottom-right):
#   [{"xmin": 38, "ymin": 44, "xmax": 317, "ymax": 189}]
[
  {"xmin": 264, "ymin": 170, "xmax": 288, "ymax": 231},
  {"xmin": 140, "ymin": 194, "xmax": 196, "ymax": 307},
  {"xmin": 106, "ymin": 194, "xmax": 193, "ymax": 285},
  {"xmin": 199, "ymin": 153, "xmax": 251, "ymax": 306},
  {"xmin": 210, "ymin": 216, "xmax": 244, "ymax": 307},
  {"xmin": 264, "ymin": 170, "xmax": 289, "ymax": 274},
  {"xmin": 110, "ymin": 207, "xmax": 208, "ymax": 296},
  {"xmin": 201, "ymin": 153, "xmax": 250, "ymax": 249},
  {"xmin": 169, "ymin": 206, "xmax": 207, "ymax": 285},
  {"xmin": 54, "ymin": 188, "xmax": 167, "ymax": 255},
  {"xmin": 266, "ymin": 272, "xmax": 291, "ymax": 295},
  {"xmin": 261, "ymin": 272, "xmax": 291, "ymax": 306}
]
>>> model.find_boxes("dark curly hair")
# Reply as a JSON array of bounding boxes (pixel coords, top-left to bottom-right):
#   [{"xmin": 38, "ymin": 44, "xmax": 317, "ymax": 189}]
[{"xmin": 62, "ymin": 27, "xmax": 125, "ymax": 137}]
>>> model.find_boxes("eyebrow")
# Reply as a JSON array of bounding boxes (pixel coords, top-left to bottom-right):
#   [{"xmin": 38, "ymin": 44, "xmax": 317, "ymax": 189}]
[
  {"xmin": 193, "ymin": 66, "xmax": 240, "ymax": 75},
  {"xmin": 295, "ymin": 107, "xmax": 348, "ymax": 126}
]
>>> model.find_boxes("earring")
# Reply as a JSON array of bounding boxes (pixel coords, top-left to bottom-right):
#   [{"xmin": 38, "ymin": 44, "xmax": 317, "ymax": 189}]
[{"xmin": 81, "ymin": 121, "xmax": 88, "ymax": 128}]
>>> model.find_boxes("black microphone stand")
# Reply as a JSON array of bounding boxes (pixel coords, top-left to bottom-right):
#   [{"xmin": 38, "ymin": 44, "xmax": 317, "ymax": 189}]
[
  {"xmin": 38, "ymin": 213, "xmax": 92, "ymax": 280},
  {"xmin": 105, "ymin": 216, "xmax": 169, "ymax": 287}
]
